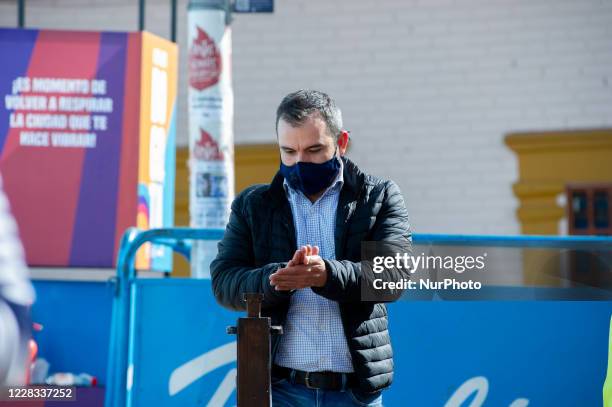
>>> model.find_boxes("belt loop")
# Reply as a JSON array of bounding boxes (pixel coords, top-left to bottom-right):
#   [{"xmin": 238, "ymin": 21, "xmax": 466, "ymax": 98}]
[
  {"xmin": 341, "ymin": 373, "xmax": 347, "ymax": 392},
  {"xmin": 289, "ymin": 369, "xmax": 296, "ymax": 385}
]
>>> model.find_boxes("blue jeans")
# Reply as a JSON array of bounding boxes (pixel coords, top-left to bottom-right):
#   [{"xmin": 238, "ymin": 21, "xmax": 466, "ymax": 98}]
[{"xmin": 271, "ymin": 376, "xmax": 383, "ymax": 406}]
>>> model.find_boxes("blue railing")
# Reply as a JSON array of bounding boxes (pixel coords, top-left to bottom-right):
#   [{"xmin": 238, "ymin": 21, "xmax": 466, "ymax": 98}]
[
  {"xmin": 106, "ymin": 227, "xmax": 224, "ymax": 407},
  {"xmin": 105, "ymin": 229, "xmax": 612, "ymax": 406},
  {"xmin": 413, "ymin": 233, "xmax": 612, "ymax": 248}
]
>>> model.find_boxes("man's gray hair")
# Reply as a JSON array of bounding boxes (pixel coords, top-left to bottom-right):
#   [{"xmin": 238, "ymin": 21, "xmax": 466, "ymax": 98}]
[{"xmin": 275, "ymin": 89, "xmax": 343, "ymax": 140}]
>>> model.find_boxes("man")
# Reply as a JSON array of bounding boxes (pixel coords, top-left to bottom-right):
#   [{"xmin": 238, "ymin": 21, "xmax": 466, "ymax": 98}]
[
  {"xmin": 211, "ymin": 90, "xmax": 411, "ymax": 406},
  {"xmin": 0, "ymin": 174, "xmax": 35, "ymax": 385}
]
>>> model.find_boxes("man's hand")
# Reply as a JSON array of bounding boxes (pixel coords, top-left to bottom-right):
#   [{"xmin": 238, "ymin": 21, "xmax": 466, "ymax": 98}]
[{"xmin": 269, "ymin": 245, "xmax": 328, "ymax": 291}]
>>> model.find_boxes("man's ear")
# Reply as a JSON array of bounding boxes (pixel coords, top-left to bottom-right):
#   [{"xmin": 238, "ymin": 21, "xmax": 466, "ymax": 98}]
[{"xmin": 337, "ymin": 130, "xmax": 350, "ymax": 156}]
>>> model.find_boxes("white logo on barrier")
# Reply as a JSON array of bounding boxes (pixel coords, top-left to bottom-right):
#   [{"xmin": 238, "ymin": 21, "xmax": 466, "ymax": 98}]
[
  {"xmin": 445, "ymin": 376, "xmax": 529, "ymax": 407},
  {"xmin": 170, "ymin": 350, "xmax": 530, "ymax": 407},
  {"xmin": 169, "ymin": 341, "xmax": 237, "ymax": 406}
]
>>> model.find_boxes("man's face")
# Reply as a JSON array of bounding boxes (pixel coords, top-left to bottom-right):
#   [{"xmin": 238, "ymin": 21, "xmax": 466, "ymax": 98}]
[{"xmin": 277, "ymin": 113, "xmax": 337, "ymax": 166}]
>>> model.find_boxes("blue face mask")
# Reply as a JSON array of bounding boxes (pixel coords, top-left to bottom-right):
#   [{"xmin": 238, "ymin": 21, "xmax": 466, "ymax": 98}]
[{"xmin": 280, "ymin": 151, "xmax": 342, "ymax": 195}]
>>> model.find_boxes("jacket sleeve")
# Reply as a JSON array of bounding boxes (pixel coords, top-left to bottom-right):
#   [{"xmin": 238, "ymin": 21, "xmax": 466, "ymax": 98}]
[
  {"xmin": 210, "ymin": 192, "xmax": 293, "ymax": 311},
  {"xmin": 312, "ymin": 180, "xmax": 412, "ymax": 303}
]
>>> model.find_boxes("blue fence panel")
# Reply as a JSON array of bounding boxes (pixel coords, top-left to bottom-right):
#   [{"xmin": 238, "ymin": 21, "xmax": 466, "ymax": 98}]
[{"xmin": 31, "ymin": 280, "xmax": 113, "ymax": 384}]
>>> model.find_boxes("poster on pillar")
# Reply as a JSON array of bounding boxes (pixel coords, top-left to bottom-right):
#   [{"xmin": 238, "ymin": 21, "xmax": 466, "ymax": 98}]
[
  {"xmin": 0, "ymin": 28, "xmax": 177, "ymax": 271},
  {"xmin": 187, "ymin": 1, "xmax": 235, "ymax": 278}
]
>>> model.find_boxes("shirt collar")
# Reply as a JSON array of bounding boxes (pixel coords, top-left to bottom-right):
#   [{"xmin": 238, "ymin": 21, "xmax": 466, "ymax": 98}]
[{"xmin": 283, "ymin": 157, "xmax": 344, "ymax": 197}]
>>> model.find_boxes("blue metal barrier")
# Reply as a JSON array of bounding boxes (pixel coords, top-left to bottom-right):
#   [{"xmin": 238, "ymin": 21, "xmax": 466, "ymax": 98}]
[
  {"xmin": 104, "ymin": 230, "xmax": 612, "ymax": 406},
  {"xmin": 413, "ymin": 233, "xmax": 612, "ymax": 248},
  {"xmin": 105, "ymin": 227, "xmax": 224, "ymax": 407}
]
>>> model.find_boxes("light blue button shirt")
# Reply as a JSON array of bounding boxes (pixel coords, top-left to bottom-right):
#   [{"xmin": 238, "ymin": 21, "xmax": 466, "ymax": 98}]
[{"xmin": 274, "ymin": 159, "xmax": 354, "ymax": 373}]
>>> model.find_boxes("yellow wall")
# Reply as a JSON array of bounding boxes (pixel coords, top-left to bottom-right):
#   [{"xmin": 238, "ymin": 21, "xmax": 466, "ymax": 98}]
[
  {"xmin": 505, "ymin": 129, "xmax": 612, "ymax": 235},
  {"xmin": 506, "ymin": 129, "xmax": 612, "ymax": 286},
  {"xmin": 233, "ymin": 144, "xmax": 280, "ymax": 193}
]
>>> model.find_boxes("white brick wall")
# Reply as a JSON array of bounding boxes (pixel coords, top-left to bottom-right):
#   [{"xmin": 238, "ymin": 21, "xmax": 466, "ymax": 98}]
[{"xmin": 2, "ymin": 0, "xmax": 612, "ymax": 234}]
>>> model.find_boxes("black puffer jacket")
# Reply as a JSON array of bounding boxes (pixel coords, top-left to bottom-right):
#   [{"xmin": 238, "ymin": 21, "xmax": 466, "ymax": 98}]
[{"xmin": 210, "ymin": 157, "xmax": 412, "ymax": 394}]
